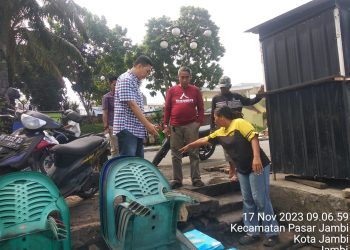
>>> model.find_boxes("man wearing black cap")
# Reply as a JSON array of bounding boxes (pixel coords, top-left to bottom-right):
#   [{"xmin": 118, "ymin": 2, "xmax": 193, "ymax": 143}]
[{"xmin": 210, "ymin": 76, "xmax": 265, "ymax": 181}]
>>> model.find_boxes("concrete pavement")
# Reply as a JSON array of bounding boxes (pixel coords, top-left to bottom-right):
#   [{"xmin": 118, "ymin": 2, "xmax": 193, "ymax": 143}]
[
  {"xmin": 67, "ymin": 143, "xmax": 350, "ymax": 249},
  {"xmin": 143, "ymin": 145, "xmax": 161, "ymax": 152}
]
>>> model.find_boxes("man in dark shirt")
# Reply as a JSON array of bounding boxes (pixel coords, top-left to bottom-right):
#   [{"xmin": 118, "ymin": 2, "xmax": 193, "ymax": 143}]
[
  {"xmin": 211, "ymin": 76, "xmax": 265, "ymax": 181},
  {"xmin": 102, "ymin": 76, "xmax": 118, "ymax": 156}
]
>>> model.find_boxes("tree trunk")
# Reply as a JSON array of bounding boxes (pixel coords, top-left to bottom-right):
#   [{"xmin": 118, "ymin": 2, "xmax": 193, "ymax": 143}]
[
  {"xmin": 0, "ymin": 21, "xmax": 9, "ymax": 99},
  {"xmin": 0, "ymin": 1, "xmax": 11, "ymax": 100},
  {"xmin": 77, "ymin": 92, "xmax": 91, "ymax": 116},
  {"xmin": 0, "ymin": 45, "xmax": 10, "ymax": 129},
  {"xmin": 0, "ymin": 59, "xmax": 9, "ymax": 98}
]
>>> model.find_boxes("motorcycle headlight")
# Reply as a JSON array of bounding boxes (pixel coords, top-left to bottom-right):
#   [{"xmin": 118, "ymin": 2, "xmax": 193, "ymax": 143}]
[{"xmin": 21, "ymin": 113, "xmax": 46, "ymax": 130}]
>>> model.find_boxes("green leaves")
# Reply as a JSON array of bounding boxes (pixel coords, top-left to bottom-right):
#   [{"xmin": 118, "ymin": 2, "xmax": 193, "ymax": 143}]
[
  {"xmin": 141, "ymin": 6, "xmax": 225, "ymax": 98},
  {"xmin": 0, "ymin": 0, "xmax": 88, "ymax": 107}
]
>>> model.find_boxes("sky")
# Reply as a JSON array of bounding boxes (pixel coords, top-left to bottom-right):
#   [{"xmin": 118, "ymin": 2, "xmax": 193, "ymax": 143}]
[{"xmin": 69, "ymin": 0, "xmax": 310, "ymax": 105}]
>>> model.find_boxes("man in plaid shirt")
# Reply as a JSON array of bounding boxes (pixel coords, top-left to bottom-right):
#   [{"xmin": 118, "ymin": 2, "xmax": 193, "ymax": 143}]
[{"xmin": 113, "ymin": 55, "xmax": 158, "ymax": 157}]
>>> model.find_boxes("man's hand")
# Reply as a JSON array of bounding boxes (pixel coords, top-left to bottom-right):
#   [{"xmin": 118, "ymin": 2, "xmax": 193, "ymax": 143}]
[
  {"xmin": 179, "ymin": 145, "xmax": 190, "ymax": 154},
  {"xmin": 145, "ymin": 122, "xmax": 159, "ymax": 136},
  {"xmin": 163, "ymin": 127, "xmax": 171, "ymax": 137},
  {"xmin": 104, "ymin": 127, "xmax": 109, "ymax": 134},
  {"xmin": 257, "ymin": 85, "xmax": 265, "ymax": 95},
  {"xmin": 252, "ymin": 156, "xmax": 263, "ymax": 175}
]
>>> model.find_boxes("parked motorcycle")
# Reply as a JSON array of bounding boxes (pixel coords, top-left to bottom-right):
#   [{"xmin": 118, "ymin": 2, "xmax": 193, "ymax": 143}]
[
  {"xmin": 152, "ymin": 125, "xmax": 216, "ymax": 166},
  {"xmin": 0, "ymin": 110, "xmax": 109, "ymax": 198},
  {"xmin": 51, "ymin": 109, "xmax": 88, "ymax": 144}
]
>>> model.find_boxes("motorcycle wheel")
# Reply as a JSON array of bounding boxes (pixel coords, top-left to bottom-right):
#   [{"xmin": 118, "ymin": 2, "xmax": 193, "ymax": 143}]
[
  {"xmin": 38, "ymin": 149, "xmax": 56, "ymax": 176},
  {"xmin": 77, "ymin": 172, "xmax": 99, "ymax": 199},
  {"xmin": 152, "ymin": 138, "xmax": 170, "ymax": 166},
  {"xmin": 199, "ymin": 144, "xmax": 216, "ymax": 161},
  {"xmin": 77, "ymin": 186, "xmax": 98, "ymax": 199},
  {"xmin": 93, "ymin": 150, "xmax": 109, "ymax": 172}
]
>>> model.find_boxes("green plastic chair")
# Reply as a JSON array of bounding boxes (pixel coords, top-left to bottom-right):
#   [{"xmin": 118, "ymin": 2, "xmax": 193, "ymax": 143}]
[
  {"xmin": 99, "ymin": 156, "xmax": 196, "ymax": 250},
  {"xmin": 0, "ymin": 171, "xmax": 70, "ymax": 250}
]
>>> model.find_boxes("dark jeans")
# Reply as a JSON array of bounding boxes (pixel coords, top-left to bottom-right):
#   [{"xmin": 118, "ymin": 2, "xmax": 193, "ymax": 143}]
[{"xmin": 117, "ymin": 129, "xmax": 144, "ymax": 158}]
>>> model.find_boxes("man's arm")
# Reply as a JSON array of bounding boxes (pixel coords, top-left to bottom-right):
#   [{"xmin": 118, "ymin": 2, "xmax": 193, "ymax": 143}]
[
  {"xmin": 102, "ymin": 109, "xmax": 109, "ymax": 133},
  {"xmin": 102, "ymin": 95, "xmax": 109, "ymax": 133},
  {"xmin": 179, "ymin": 136, "xmax": 210, "ymax": 153},
  {"xmin": 235, "ymin": 93, "xmax": 261, "ymax": 106},
  {"xmin": 196, "ymin": 89, "xmax": 204, "ymax": 125},
  {"xmin": 251, "ymin": 135, "xmax": 263, "ymax": 174},
  {"xmin": 127, "ymin": 100, "xmax": 158, "ymax": 136},
  {"xmin": 163, "ymin": 88, "xmax": 172, "ymax": 136},
  {"xmin": 240, "ymin": 85, "xmax": 265, "ymax": 106},
  {"xmin": 163, "ymin": 88, "xmax": 172, "ymax": 126},
  {"xmin": 210, "ymin": 96, "xmax": 217, "ymax": 130}
]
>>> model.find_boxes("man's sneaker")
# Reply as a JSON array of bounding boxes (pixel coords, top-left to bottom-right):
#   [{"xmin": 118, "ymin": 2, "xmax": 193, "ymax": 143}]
[
  {"xmin": 192, "ymin": 180, "xmax": 205, "ymax": 187},
  {"xmin": 239, "ymin": 234, "xmax": 260, "ymax": 245},
  {"xmin": 169, "ymin": 180, "xmax": 182, "ymax": 189},
  {"xmin": 263, "ymin": 235, "xmax": 279, "ymax": 247}
]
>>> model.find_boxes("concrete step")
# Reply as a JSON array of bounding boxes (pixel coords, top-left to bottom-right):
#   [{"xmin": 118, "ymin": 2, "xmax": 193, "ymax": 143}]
[
  {"xmin": 192, "ymin": 180, "xmax": 240, "ymax": 197},
  {"xmin": 176, "ymin": 188, "xmax": 219, "ymax": 218},
  {"xmin": 216, "ymin": 209, "xmax": 243, "ymax": 229},
  {"xmin": 179, "ymin": 183, "xmax": 243, "ymax": 218},
  {"xmin": 216, "ymin": 191, "xmax": 243, "ymax": 214}
]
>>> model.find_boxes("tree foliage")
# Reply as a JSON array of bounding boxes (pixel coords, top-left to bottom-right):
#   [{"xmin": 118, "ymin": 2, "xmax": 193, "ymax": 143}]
[
  {"xmin": 0, "ymin": 0, "xmax": 88, "ymax": 104},
  {"xmin": 142, "ymin": 6, "xmax": 225, "ymax": 98},
  {"xmin": 51, "ymin": 9, "xmax": 132, "ymax": 111},
  {"xmin": 0, "ymin": 2, "xmax": 225, "ymax": 113},
  {"xmin": 20, "ymin": 64, "xmax": 64, "ymax": 111}
]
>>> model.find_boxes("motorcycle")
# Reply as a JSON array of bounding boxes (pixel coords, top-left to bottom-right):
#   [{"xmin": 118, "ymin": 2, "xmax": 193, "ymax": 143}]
[
  {"xmin": 51, "ymin": 109, "xmax": 91, "ymax": 144},
  {"xmin": 152, "ymin": 125, "xmax": 216, "ymax": 166},
  {"xmin": 0, "ymin": 110, "xmax": 109, "ymax": 198}
]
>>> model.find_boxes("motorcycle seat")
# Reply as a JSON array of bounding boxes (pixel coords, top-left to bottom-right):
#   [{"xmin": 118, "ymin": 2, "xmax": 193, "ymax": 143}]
[
  {"xmin": 198, "ymin": 124, "xmax": 211, "ymax": 135},
  {"xmin": 51, "ymin": 135, "xmax": 103, "ymax": 156}
]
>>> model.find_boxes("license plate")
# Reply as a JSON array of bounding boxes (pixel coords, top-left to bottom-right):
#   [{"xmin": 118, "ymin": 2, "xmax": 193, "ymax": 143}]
[{"xmin": 0, "ymin": 134, "xmax": 24, "ymax": 150}]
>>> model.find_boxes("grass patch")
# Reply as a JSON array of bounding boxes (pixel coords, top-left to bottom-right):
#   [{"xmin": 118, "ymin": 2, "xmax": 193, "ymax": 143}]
[
  {"xmin": 81, "ymin": 122, "xmax": 104, "ymax": 134},
  {"xmin": 44, "ymin": 112, "xmax": 62, "ymax": 123}
]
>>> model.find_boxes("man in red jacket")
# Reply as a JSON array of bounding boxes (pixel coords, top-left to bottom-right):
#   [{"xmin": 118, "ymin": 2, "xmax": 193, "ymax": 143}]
[{"xmin": 163, "ymin": 66, "xmax": 205, "ymax": 189}]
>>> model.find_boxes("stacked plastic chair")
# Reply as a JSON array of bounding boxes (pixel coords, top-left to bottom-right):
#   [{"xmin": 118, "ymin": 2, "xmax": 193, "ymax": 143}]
[
  {"xmin": 0, "ymin": 172, "xmax": 70, "ymax": 250},
  {"xmin": 100, "ymin": 156, "xmax": 197, "ymax": 250}
]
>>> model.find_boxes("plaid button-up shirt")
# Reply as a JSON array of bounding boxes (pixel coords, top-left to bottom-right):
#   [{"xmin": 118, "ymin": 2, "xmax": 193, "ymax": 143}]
[{"xmin": 113, "ymin": 71, "xmax": 147, "ymax": 139}]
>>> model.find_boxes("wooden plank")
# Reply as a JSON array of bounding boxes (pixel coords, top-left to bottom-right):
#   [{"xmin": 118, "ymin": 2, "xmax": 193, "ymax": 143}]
[{"xmin": 285, "ymin": 175, "xmax": 328, "ymax": 189}]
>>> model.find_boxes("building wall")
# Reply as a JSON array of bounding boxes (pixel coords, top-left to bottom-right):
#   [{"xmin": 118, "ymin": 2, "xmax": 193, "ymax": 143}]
[{"xmin": 242, "ymin": 107, "xmax": 264, "ymax": 129}]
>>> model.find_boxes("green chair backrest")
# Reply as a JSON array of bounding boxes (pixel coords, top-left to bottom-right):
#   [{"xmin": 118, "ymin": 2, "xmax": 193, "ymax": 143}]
[
  {"xmin": 0, "ymin": 171, "xmax": 71, "ymax": 250},
  {"xmin": 99, "ymin": 156, "xmax": 195, "ymax": 250}
]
